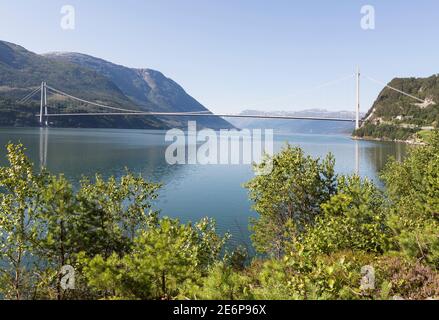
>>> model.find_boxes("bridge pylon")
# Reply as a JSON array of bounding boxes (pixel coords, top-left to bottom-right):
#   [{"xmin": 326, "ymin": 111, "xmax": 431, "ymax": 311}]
[
  {"xmin": 39, "ymin": 81, "xmax": 48, "ymax": 126},
  {"xmin": 355, "ymin": 67, "xmax": 361, "ymax": 130}
]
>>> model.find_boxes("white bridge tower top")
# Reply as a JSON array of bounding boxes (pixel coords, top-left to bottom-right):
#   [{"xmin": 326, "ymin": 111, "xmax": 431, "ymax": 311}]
[{"xmin": 356, "ymin": 67, "xmax": 361, "ymax": 130}]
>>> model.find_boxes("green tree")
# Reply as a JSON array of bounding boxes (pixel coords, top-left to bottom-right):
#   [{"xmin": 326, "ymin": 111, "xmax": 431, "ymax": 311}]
[
  {"xmin": 32, "ymin": 174, "xmax": 77, "ymax": 299},
  {"xmin": 0, "ymin": 144, "xmax": 163, "ymax": 299},
  {"xmin": 244, "ymin": 145, "xmax": 336, "ymax": 257},
  {"xmin": 80, "ymin": 217, "xmax": 228, "ymax": 299},
  {"xmin": 382, "ymin": 131, "xmax": 439, "ymax": 268},
  {"xmin": 180, "ymin": 262, "xmax": 252, "ymax": 300},
  {"xmin": 303, "ymin": 175, "xmax": 389, "ymax": 255},
  {"xmin": 0, "ymin": 144, "xmax": 46, "ymax": 299},
  {"xmin": 73, "ymin": 173, "xmax": 161, "ymax": 259}
]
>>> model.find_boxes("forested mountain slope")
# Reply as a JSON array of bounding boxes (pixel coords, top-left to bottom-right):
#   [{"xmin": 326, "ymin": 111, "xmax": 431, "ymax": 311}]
[
  {"xmin": 0, "ymin": 40, "xmax": 232, "ymax": 129},
  {"xmin": 354, "ymin": 75, "xmax": 439, "ymax": 142}
]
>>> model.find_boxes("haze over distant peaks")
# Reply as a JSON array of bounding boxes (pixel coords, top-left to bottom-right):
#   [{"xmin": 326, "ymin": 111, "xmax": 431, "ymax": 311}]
[{"xmin": 226, "ymin": 109, "xmax": 364, "ymax": 134}]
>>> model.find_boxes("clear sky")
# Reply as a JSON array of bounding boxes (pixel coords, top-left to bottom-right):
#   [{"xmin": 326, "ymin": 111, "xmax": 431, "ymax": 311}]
[{"xmin": 1, "ymin": 0, "xmax": 439, "ymax": 113}]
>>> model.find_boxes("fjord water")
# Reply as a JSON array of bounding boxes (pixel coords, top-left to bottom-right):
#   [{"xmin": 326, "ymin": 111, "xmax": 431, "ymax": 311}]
[{"xmin": 0, "ymin": 127, "xmax": 407, "ymax": 249}]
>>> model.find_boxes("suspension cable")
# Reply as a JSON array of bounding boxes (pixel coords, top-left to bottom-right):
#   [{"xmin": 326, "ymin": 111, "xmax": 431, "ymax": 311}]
[
  {"xmin": 247, "ymin": 73, "xmax": 355, "ymax": 108},
  {"xmin": 45, "ymin": 85, "xmax": 214, "ymax": 115},
  {"xmin": 45, "ymin": 85, "xmax": 144, "ymax": 113},
  {"xmin": 364, "ymin": 75, "xmax": 426, "ymax": 103},
  {"xmin": 34, "ymin": 84, "xmax": 357, "ymax": 121},
  {"xmin": 18, "ymin": 87, "xmax": 41, "ymax": 103}
]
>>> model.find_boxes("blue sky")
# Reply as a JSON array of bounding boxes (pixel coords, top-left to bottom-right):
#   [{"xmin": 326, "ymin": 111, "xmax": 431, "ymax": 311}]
[{"xmin": 1, "ymin": 0, "xmax": 439, "ymax": 113}]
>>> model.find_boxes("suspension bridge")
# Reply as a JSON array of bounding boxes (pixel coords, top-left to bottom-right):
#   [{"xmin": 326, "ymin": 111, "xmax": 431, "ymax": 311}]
[
  {"xmin": 17, "ymin": 69, "xmax": 428, "ymax": 130},
  {"xmin": 16, "ymin": 69, "xmax": 428, "ymax": 171}
]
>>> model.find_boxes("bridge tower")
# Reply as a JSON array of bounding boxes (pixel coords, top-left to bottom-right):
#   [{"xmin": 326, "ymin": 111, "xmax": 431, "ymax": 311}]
[
  {"xmin": 355, "ymin": 67, "xmax": 360, "ymax": 130},
  {"xmin": 39, "ymin": 82, "xmax": 48, "ymax": 126}
]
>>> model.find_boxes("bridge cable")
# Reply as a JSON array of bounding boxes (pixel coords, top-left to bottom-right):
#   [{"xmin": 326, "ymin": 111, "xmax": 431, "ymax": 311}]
[
  {"xmin": 37, "ymin": 84, "xmax": 356, "ymax": 121},
  {"xmin": 246, "ymin": 73, "xmax": 355, "ymax": 108},
  {"xmin": 364, "ymin": 75, "xmax": 426, "ymax": 103},
  {"xmin": 45, "ymin": 85, "xmax": 145, "ymax": 113},
  {"xmin": 45, "ymin": 85, "xmax": 215, "ymax": 115},
  {"xmin": 18, "ymin": 87, "xmax": 41, "ymax": 103}
]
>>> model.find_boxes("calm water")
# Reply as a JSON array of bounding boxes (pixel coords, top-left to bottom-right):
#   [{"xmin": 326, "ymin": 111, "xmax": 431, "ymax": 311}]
[{"xmin": 0, "ymin": 127, "xmax": 407, "ymax": 249}]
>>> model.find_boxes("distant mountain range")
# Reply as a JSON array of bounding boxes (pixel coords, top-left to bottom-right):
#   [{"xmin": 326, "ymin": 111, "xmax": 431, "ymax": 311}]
[
  {"xmin": 227, "ymin": 109, "xmax": 363, "ymax": 134},
  {"xmin": 354, "ymin": 75, "xmax": 439, "ymax": 142},
  {"xmin": 0, "ymin": 40, "xmax": 233, "ymax": 129}
]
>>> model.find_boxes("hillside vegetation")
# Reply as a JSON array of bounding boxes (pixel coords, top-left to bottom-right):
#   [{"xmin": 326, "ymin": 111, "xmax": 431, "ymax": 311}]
[
  {"xmin": 0, "ymin": 41, "xmax": 232, "ymax": 129},
  {"xmin": 354, "ymin": 75, "xmax": 439, "ymax": 142},
  {"xmin": 45, "ymin": 52, "xmax": 233, "ymax": 129}
]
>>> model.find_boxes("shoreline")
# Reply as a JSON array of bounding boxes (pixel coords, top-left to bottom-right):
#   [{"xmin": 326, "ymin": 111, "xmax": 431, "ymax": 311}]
[{"xmin": 351, "ymin": 135, "xmax": 426, "ymax": 145}]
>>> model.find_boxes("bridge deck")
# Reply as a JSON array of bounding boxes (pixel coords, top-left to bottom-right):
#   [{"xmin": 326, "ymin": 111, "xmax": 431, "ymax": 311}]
[{"xmin": 41, "ymin": 112, "xmax": 358, "ymax": 122}]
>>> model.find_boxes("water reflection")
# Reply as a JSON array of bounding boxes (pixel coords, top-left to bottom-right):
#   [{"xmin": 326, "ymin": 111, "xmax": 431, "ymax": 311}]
[
  {"xmin": 39, "ymin": 127, "xmax": 48, "ymax": 168},
  {"xmin": 361, "ymin": 140, "xmax": 408, "ymax": 182},
  {"xmin": 355, "ymin": 140, "xmax": 360, "ymax": 175},
  {"xmin": 15, "ymin": 128, "xmax": 185, "ymax": 185}
]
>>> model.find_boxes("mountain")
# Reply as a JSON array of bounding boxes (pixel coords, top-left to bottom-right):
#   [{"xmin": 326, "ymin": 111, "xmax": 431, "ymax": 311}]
[
  {"xmin": 43, "ymin": 52, "xmax": 233, "ymax": 129},
  {"xmin": 0, "ymin": 40, "xmax": 163, "ymax": 128},
  {"xmin": 0, "ymin": 40, "xmax": 232, "ymax": 129},
  {"xmin": 227, "ymin": 109, "xmax": 362, "ymax": 134},
  {"xmin": 354, "ymin": 75, "xmax": 439, "ymax": 142}
]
